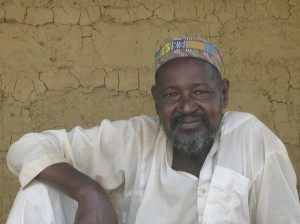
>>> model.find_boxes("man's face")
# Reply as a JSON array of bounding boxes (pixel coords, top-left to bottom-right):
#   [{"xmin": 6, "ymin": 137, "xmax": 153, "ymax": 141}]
[{"xmin": 151, "ymin": 58, "xmax": 229, "ymax": 153}]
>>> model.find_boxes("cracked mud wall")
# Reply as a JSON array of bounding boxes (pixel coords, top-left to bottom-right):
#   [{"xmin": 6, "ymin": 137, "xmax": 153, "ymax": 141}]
[{"xmin": 0, "ymin": 0, "xmax": 299, "ymax": 222}]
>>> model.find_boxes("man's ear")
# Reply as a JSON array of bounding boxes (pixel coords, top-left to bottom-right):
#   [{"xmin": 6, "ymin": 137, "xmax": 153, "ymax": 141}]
[
  {"xmin": 220, "ymin": 78, "xmax": 229, "ymax": 109},
  {"xmin": 151, "ymin": 85, "xmax": 158, "ymax": 104},
  {"xmin": 151, "ymin": 85, "xmax": 159, "ymax": 114}
]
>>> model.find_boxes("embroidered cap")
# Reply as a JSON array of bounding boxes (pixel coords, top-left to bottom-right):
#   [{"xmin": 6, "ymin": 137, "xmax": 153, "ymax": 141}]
[{"xmin": 155, "ymin": 37, "xmax": 222, "ymax": 74}]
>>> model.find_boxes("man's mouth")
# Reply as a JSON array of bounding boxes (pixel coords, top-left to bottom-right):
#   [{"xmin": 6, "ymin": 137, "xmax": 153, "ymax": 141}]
[
  {"xmin": 176, "ymin": 118, "xmax": 204, "ymax": 129},
  {"xmin": 170, "ymin": 113, "xmax": 210, "ymax": 131}
]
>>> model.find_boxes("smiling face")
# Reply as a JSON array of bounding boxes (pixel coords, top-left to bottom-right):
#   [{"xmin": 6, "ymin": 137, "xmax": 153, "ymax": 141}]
[{"xmin": 151, "ymin": 57, "xmax": 229, "ymax": 153}]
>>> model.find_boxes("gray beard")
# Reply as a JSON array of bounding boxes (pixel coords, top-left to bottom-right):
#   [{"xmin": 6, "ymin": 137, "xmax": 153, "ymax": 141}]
[
  {"xmin": 170, "ymin": 129, "xmax": 217, "ymax": 154},
  {"xmin": 167, "ymin": 111, "xmax": 223, "ymax": 154}
]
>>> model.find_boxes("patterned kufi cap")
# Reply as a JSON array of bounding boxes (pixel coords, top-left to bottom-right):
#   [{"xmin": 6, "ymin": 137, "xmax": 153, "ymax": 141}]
[{"xmin": 155, "ymin": 36, "xmax": 222, "ymax": 74}]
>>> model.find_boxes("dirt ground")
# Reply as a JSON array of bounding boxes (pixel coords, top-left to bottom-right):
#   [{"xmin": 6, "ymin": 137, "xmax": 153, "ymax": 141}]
[{"xmin": 0, "ymin": 0, "xmax": 299, "ymax": 222}]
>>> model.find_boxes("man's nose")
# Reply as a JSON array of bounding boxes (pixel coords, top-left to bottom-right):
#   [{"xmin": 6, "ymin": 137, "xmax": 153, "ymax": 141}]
[{"xmin": 179, "ymin": 96, "xmax": 198, "ymax": 114}]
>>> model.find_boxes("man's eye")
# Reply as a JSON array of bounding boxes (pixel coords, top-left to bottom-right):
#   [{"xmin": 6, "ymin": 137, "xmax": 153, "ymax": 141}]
[
  {"xmin": 164, "ymin": 92, "xmax": 178, "ymax": 97},
  {"xmin": 195, "ymin": 90, "xmax": 209, "ymax": 95}
]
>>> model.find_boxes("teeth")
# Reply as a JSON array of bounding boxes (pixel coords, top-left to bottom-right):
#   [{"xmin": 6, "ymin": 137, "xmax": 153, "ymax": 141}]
[{"xmin": 180, "ymin": 119, "xmax": 199, "ymax": 123}]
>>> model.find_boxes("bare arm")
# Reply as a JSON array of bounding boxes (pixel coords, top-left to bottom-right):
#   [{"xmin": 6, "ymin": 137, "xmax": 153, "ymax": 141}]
[{"xmin": 36, "ymin": 163, "xmax": 117, "ymax": 224}]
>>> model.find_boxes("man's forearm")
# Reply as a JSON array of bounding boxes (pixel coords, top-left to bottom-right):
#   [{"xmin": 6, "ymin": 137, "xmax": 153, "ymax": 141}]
[
  {"xmin": 36, "ymin": 163, "xmax": 98, "ymax": 201},
  {"xmin": 36, "ymin": 163, "xmax": 117, "ymax": 223}
]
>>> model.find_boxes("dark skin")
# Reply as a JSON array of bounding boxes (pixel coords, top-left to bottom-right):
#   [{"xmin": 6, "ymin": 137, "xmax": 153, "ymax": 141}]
[
  {"xmin": 152, "ymin": 57, "xmax": 229, "ymax": 176},
  {"xmin": 172, "ymin": 148, "xmax": 210, "ymax": 177},
  {"xmin": 37, "ymin": 163, "xmax": 117, "ymax": 224},
  {"xmin": 36, "ymin": 57, "xmax": 229, "ymax": 223}
]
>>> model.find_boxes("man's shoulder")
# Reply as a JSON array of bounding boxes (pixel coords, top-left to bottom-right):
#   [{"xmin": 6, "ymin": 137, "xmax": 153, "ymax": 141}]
[
  {"xmin": 223, "ymin": 111, "xmax": 257, "ymax": 122},
  {"xmin": 115, "ymin": 115, "xmax": 159, "ymax": 126},
  {"xmin": 221, "ymin": 111, "xmax": 280, "ymax": 143},
  {"xmin": 101, "ymin": 115, "xmax": 161, "ymax": 134},
  {"xmin": 221, "ymin": 111, "xmax": 266, "ymax": 134},
  {"xmin": 129, "ymin": 115, "xmax": 160, "ymax": 123}
]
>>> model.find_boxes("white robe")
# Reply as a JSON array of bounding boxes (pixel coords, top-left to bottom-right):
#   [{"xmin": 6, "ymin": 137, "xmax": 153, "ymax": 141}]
[{"xmin": 6, "ymin": 111, "xmax": 300, "ymax": 223}]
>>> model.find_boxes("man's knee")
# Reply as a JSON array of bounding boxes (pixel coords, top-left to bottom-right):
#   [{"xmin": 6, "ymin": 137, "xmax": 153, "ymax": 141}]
[{"xmin": 7, "ymin": 181, "xmax": 77, "ymax": 224}]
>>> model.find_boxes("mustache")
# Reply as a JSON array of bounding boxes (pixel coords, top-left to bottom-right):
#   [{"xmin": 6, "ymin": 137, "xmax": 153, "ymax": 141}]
[{"xmin": 170, "ymin": 113, "xmax": 211, "ymax": 130}]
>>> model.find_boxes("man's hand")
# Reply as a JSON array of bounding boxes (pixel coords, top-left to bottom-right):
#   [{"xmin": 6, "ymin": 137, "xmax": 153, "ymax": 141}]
[{"xmin": 36, "ymin": 163, "xmax": 117, "ymax": 224}]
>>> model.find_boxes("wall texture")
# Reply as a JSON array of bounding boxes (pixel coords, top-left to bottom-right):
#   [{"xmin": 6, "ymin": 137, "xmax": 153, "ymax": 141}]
[{"xmin": 0, "ymin": 0, "xmax": 299, "ymax": 222}]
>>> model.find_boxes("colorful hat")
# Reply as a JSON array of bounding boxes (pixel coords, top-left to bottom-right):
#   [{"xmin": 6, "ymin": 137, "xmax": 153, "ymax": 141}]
[{"xmin": 155, "ymin": 37, "xmax": 222, "ymax": 74}]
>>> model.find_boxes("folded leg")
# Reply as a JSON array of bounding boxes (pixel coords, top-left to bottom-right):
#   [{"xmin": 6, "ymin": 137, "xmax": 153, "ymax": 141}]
[{"xmin": 7, "ymin": 180, "xmax": 78, "ymax": 224}]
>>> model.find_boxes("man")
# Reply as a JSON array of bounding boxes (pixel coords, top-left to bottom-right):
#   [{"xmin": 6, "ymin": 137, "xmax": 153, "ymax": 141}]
[{"xmin": 7, "ymin": 36, "xmax": 300, "ymax": 223}]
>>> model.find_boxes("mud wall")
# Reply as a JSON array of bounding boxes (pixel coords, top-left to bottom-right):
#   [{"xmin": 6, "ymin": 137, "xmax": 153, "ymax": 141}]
[{"xmin": 0, "ymin": 0, "xmax": 299, "ymax": 222}]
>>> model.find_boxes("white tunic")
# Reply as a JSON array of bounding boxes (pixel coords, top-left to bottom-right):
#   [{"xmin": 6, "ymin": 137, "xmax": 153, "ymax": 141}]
[{"xmin": 6, "ymin": 111, "xmax": 300, "ymax": 223}]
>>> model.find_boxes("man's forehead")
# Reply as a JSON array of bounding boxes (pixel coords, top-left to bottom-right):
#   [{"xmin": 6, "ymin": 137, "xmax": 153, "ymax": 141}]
[
  {"xmin": 156, "ymin": 58, "xmax": 217, "ymax": 86},
  {"xmin": 157, "ymin": 57, "xmax": 217, "ymax": 78}
]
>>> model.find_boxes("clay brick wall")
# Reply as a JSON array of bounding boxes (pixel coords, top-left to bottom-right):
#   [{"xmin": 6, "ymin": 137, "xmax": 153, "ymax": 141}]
[{"xmin": 0, "ymin": 0, "xmax": 299, "ymax": 222}]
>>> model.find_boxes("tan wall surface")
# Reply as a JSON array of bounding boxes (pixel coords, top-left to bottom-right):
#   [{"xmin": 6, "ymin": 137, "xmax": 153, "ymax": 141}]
[{"xmin": 0, "ymin": 0, "xmax": 299, "ymax": 222}]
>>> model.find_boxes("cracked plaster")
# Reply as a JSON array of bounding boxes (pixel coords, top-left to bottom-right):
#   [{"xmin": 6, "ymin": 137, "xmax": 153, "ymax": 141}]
[{"xmin": 0, "ymin": 0, "xmax": 300, "ymax": 222}]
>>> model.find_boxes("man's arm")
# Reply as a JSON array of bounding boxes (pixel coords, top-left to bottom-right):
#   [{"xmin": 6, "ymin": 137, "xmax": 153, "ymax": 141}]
[
  {"xmin": 36, "ymin": 162, "xmax": 117, "ymax": 224},
  {"xmin": 7, "ymin": 117, "xmax": 157, "ymax": 222},
  {"xmin": 6, "ymin": 127, "xmax": 122, "ymax": 223},
  {"xmin": 251, "ymin": 121, "xmax": 300, "ymax": 223}
]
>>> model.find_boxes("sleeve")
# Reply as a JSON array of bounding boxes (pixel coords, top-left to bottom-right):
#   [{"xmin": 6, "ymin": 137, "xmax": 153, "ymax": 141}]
[
  {"xmin": 7, "ymin": 129, "xmax": 73, "ymax": 188},
  {"xmin": 6, "ymin": 116, "xmax": 160, "ymax": 191},
  {"xmin": 252, "ymin": 121, "xmax": 300, "ymax": 223}
]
